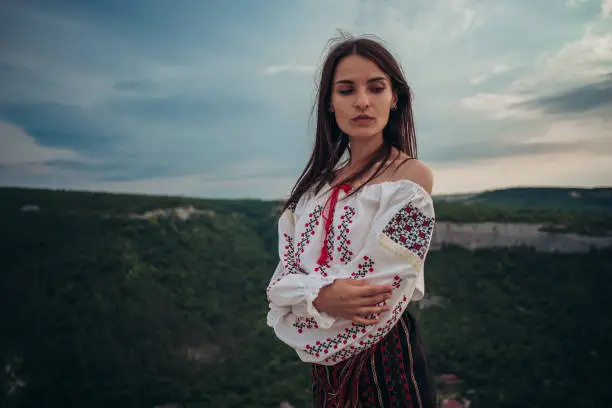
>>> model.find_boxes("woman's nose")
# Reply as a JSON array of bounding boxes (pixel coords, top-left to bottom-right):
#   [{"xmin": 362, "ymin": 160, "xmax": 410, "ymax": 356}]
[{"xmin": 353, "ymin": 89, "xmax": 370, "ymax": 110}]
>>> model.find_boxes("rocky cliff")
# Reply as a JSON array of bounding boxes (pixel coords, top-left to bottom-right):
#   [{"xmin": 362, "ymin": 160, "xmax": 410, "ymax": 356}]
[{"xmin": 430, "ymin": 222, "xmax": 611, "ymax": 253}]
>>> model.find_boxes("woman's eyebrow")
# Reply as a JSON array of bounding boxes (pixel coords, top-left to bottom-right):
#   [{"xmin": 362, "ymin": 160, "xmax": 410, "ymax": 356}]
[{"xmin": 334, "ymin": 76, "xmax": 387, "ymax": 85}]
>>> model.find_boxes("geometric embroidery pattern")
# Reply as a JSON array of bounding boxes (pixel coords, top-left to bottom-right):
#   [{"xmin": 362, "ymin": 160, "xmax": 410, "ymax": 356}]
[
  {"xmin": 325, "ymin": 217, "xmax": 335, "ymax": 264},
  {"xmin": 296, "ymin": 204, "xmax": 323, "ymax": 263},
  {"xmin": 266, "ymin": 233, "xmax": 304, "ymax": 299},
  {"xmin": 391, "ymin": 275, "xmax": 402, "ymax": 290},
  {"xmin": 293, "ymin": 316, "xmax": 318, "ymax": 334},
  {"xmin": 282, "ymin": 233, "xmax": 299, "ymax": 273},
  {"xmin": 336, "ymin": 205, "xmax": 356, "ymax": 264},
  {"xmin": 303, "ymin": 294, "xmax": 410, "ymax": 364},
  {"xmin": 382, "ymin": 203, "xmax": 434, "ymax": 260},
  {"xmin": 351, "ymin": 256, "xmax": 375, "ymax": 279},
  {"xmin": 314, "ymin": 262, "xmax": 331, "ymax": 278}
]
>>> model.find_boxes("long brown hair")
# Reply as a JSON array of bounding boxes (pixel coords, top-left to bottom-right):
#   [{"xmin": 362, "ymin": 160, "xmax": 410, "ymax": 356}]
[{"xmin": 282, "ymin": 34, "xmax": 417, "ymax": 212}]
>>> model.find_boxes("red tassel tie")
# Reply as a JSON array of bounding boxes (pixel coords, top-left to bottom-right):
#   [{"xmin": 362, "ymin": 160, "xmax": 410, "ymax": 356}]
[{"xmin": 317, "ymin": 183, "xmax": 352, "ymax": 266}]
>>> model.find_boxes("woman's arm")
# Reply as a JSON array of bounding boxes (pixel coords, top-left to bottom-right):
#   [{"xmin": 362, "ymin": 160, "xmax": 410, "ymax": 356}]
[{"xmin": 268, "ymin": 181, "xmax": 435, "ymax": 364}]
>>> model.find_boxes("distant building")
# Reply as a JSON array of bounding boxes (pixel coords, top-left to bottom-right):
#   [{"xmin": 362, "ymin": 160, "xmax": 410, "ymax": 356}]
[
  {"xmin": 131, "ymin": 205, "xmax": 215, "ymax": 221},
  {"xmin": 437, "ymin": 373, "xmax": 464, "ymax": 403},
  {"xmin": 174, "ymin": 205, "xmax": 195, "ymax": 221},
  {"xmin": 436, "ymin": 374, "xmax": 474, "ymax": 407},
  {"xmin": 441, "ymin": 399, "xmax": 472, "ymax": 408},
  {"xmin": 440, "ymin": 373, "xmax": 460, "ymax": 382},
  {"xmin": 441, "ymin": 400, "xmax": 465, "ymax": 408}
]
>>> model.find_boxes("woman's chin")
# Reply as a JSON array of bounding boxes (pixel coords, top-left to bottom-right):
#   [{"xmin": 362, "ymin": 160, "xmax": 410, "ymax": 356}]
[{"xmin": 343, "ymin": 127, "xmax": 384, "ymax": 140}]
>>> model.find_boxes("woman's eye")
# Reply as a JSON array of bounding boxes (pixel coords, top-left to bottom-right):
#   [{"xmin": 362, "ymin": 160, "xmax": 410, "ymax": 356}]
[
  {"xmin": 371, "ymin": 86, "xmax": 385, "ymax": 93},
  {"xmin": 338, "ymin": 89, "xmax": 352, "ymax": 95}
]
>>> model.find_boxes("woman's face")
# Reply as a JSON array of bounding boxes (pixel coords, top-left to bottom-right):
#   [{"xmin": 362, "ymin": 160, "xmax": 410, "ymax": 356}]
[{"xmin": 330, "ymin": 54, "xmax": 397, "ymax": 140}]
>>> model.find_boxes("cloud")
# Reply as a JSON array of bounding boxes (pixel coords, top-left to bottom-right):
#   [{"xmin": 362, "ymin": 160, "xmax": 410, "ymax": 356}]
[
  {"xmin": 603, "ymin": 0, "xmax": 612, "ymax": 18},
  {"xmin": 431, "ymin": 111, "xmax": 612, "ymax": 193},
  {"xmin": 459, "ymin": 92, "xmax": 540, "ymax": 119},
  {"xmin": 1, "ymin": 0, "xmax": 610, "ymax": 197},
  {"xmin": 264, "ymin": 65, "xmax": 316, "ymax": 75},
  {"xmin": 113, "ymin": 79, "xmax": 162, "ymax": 92},
  {"xmin": 432, "ymin": 150, "xmax": 612, "ymax": 194},
  {"xmin": 82, "ymin": 173, "xmax": 298, "ymax": 199},
  {"xmin": 566, "ymin": 0, "xmax": 588, "ymax": 7},
  {"xmin": 461, "ymin": 71, "xmax": 612, "ymax": 120},
  {"xmin": 0, "ymin": 121, "xmax": 85, "ymax": 165},
  {"xmin": 428, "ymin": 115, "xmax": 612, "ymax": 165},
  {"xmin": 510, "ymin": 28, "xmax": 612, "ymax": 92},
  {"xmin": 521, "ymin": 116, "xmax": 612, "ymax": 146},
  {"xmin": 0, "ymin": 164, "xmax": 298, "ymax": 200},
  {"xmin": 0, "ymin": 101, "xmax": 126, "ymax": 154},
  {"xmin": 520, "ymin": 72, "xmax": 612, "ymax": 114},
  {"xmin": 460, "ymin": 24, "xmax": 612, "ymax": 121},
  {"xmin": 469, "ymin": 64, "xmax": 513, "ymax": 85}
]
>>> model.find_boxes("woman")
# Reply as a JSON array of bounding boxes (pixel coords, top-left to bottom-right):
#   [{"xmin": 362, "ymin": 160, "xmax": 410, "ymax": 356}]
[{"xmin": 266, "ymin": 35, "xmax": 437, "ymax": 408}]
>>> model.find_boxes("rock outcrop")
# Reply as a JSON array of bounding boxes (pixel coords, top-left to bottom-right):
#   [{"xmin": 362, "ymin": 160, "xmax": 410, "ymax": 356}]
[{"xmin": 431, "ymin": 222, "xmax": 611, "ymax": 253}]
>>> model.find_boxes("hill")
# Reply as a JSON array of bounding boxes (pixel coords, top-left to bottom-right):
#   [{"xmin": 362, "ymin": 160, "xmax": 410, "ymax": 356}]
[
  {"xmin": 3, "ymin": 185, "xmax": 612, "ymax": 236},
  {"xmin": 0, "ymin": 186, "xmax": 611, "ymax": 408},
  {"xmin": 437, "ymin": 186, "xmax": 612, "ymax": 213}
]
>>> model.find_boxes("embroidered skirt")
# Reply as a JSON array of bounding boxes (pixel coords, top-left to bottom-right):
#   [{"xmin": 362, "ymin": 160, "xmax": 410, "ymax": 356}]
[{"xmin": 311, "ymin": 310, "xmax": 436, "ymax": 408}]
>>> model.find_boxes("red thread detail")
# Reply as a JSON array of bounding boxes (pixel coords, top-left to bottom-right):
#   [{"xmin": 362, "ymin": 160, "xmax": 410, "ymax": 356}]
[{"xmin": 317, "ymin": 183, "xmax": 351, "ymax": 265}]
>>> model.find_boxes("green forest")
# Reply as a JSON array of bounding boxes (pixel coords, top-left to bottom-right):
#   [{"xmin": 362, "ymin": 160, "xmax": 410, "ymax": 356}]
[{"xmin": 1, "ymin": 186, "xmax": 611, "ymax": 408}]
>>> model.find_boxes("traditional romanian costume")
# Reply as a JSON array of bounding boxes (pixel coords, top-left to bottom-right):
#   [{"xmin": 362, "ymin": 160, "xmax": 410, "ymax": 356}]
[{"xmin": 267, "ymin": 180, "xmax": 437, "ymax": 408}]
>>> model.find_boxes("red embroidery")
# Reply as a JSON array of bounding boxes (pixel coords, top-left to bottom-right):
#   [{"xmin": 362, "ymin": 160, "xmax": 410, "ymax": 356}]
[
  {"xmin": 383, "ymin": 204, "xmax": 434, "ymax": 260},
  {"xmin": 314, "ymin": 262, "xmax": 331, "ymax": 278},
  {"xmin": 303, "ymin": 295, "xmax": 410, "ymax": 364},
  {"xmin": 336, "ymin": 205, "xmax": 356, "ymax": 264},
  {"xmin": 317, "ymin": 184, "xmax": 351, "ymax": 265},
  {"xmin": 296, "ymin": 204, "xmax": 323, "ymax": 263},
  {"xmin": 266, "ymin": 233, "xmax": 304, "ymax": 299},
  {"xmin": 293, "ymin": 316, "xmax": 319, "ymax": 334},
  {"xmin": 325, "ymin": 219, "xmax": 335, "ymax": 264},
  {"xmin": 351, "ymin": 256, "xmax": 375, "ymax": 279},
  {"xmin": 282, "ymin": 233, "xmax": 298, "ymax": 272}
]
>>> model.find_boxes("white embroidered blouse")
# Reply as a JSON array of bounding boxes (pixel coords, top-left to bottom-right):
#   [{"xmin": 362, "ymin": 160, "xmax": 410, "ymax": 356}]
[{"xmin": 266, "ymin": 179, "xmax": 436, "ymax": 366}]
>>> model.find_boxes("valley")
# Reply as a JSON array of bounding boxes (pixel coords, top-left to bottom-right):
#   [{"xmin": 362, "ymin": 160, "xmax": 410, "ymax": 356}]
[{"xmin": 0, "ymin": 186, "xmax": 610, "ymax": 408}]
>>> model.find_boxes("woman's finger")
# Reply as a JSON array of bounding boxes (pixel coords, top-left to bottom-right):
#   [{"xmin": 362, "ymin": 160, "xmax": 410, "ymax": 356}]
[
  {"xmin": 351, "ymin": 315, "xmax": 379, "ymax": 325},
  {"xmin": 358, "ymin": 292, "xmax": 391, "ymax": 306},
  {"xmin": 357, "ymin": 305, "xmax": 390, "ymax": 315},
  {"xmin": 356, "ymin": 283, "xmax": 393, "ymax": 298}
]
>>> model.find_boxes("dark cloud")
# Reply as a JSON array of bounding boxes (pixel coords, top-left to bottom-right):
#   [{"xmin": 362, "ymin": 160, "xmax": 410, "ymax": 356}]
[
  {"xmin": 105, "ymin": 93, "xmax": 268, "ymax": 123},
  {"xmin": 1, "ymin": 0, "xmax": 290, "ymax": 61},
  {"xmin": 518, "ymin": 72, "xmax": 612, "ymax": 114},
  {"xmin": 0, "ymin": 91, "xmax": 305, "ymax": 183},
  {"xmin": 0, "ymin": 102, "xmax": 122, "ymax": 154},
  {"xmin": 41, "ymin": 158, "xmax": 183, "ymax": 182},
  {"xmin": 426, "ymin": 140, "xmax": 563, "ymax": 163},
  {"xmin": 113, "ymin": 80, "xmax": 162, "ymax": 92},
  {"xmin": 425, "ymin": 135, "xmax": 612, "ymax": 164}
]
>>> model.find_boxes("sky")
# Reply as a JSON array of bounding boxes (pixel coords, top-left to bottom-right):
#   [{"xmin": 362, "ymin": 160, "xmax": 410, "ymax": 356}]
[{"xmin": 0, "ymin": 0, "xmax": 611, "ymax": 199}]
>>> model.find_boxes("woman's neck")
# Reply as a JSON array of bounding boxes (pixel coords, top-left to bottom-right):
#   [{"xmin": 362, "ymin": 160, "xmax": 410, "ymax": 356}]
[{"xmin": 347, "ymin": 133, "xmax": 384, "ymax": 169}]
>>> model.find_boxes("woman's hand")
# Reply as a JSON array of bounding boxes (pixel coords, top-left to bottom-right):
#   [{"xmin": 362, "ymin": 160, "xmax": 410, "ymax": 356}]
[{"xmin": 312, "ymin": 278, "xmax": 394, "ymax": 325}]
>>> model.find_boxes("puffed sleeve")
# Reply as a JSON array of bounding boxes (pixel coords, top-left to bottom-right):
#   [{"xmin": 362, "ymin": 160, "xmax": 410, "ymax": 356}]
[
  {"xmin": 269, "ymin": 183, "xmax": 435, "ymax": 365},
  {"xmin": 266, "ymin": 202, "xmax": 338, "ymax": 330}
]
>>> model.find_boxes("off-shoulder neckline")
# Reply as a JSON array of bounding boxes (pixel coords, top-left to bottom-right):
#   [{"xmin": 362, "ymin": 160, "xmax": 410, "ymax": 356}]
[{"xmin": 324, "ymin": 178, "xmax": 432, "ymax": 200}]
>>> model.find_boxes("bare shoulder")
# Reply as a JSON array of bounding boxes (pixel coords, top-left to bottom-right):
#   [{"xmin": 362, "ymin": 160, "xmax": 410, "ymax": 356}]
[{"xmin": 391, "ymin": 155, "xmax": 434, "ymax": 195}]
